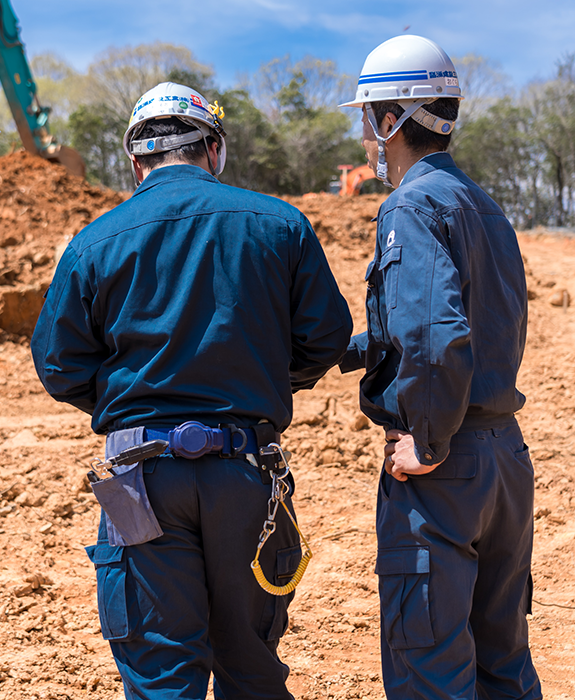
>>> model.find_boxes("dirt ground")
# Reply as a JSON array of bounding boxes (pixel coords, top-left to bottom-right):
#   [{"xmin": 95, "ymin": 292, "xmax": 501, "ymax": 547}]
[{"xmin": 0, "ymin": 153, "xmax": 574, "ymax": 698}]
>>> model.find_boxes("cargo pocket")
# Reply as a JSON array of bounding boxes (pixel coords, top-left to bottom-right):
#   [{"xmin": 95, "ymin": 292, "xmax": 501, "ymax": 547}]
[
  {"xmin": 410, "ymin": 453, "xmax": 476, "ymax": 480},
  {"xmin": 380, "ymin": 245, "xmax": 401, "ymax": 310},
  {"xmin": 378, "ymin": 468, "xmax": 392, "ymax": 502},
  {"xmin": 514, "ymin": 443, "xmax": 534, "ymax": 472},
  {"xmin": 259, "ymin": 544, "xmax": 301, "ymax": 641},
  {"xmin": 376, "ymin": 546, "xmax": 434, "ymax": 650},
  {"xmin": 85, "ymin": 542, "xmax": 134, "ymax": 641}
]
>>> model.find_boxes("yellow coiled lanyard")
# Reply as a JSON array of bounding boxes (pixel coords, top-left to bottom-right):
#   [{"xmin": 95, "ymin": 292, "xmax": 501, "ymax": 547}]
[{"xmin": 251, "ymin": 443, "xmax": 313, "ymax": 596}]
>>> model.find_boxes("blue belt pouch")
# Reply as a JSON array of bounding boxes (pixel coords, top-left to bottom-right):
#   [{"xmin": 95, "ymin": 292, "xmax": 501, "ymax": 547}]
[{"xmin": 90, "ymin": 427, "xmax": 164, "ymax": 547}]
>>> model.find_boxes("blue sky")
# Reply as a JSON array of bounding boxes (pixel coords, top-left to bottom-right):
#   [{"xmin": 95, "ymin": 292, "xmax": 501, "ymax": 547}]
[{"xmin": 12, "ymin": 0, "xmax": 575, "ymax": 93}]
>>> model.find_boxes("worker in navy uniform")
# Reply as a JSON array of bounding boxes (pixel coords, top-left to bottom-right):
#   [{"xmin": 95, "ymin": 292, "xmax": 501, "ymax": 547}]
[
  {"xmin": 339, "ymin": 36, "xmax": 542, "ymax": 700},
  {"xmin": 31, "ymin": 82, "xmax": 352, "ymax": 700}
]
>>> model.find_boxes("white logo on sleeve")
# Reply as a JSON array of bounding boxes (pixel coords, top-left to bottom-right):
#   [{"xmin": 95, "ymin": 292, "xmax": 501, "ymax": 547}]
[{"xmin": 387, "ymin": 230, "xmax": 396, "ymax": 247}]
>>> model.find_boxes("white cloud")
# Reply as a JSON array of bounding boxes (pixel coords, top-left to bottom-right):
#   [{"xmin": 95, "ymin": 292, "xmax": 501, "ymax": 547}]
[{"xmin": 12, "ymin": 0, "xmax": 575, "ymax": 90}]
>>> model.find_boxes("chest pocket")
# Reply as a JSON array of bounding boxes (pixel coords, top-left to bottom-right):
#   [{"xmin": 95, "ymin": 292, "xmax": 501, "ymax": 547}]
[
  {"xmin": 365, "ymin": 259, "xmax": 385, "ymax": 344},
  {"xmin": 380, "ymin": 245, "xmax": 402, "ymax": 310}
]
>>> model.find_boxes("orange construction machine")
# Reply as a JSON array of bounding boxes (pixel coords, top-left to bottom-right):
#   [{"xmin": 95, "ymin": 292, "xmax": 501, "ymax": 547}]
[{"xmin": 337, "ymin": 164, "xmax": 376, "ymax": 196}]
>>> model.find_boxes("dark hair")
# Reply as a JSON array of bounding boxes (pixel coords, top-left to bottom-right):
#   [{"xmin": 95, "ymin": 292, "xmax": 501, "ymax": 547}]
[
  {"xmin": 134, "ymin": 116, "xmax": 217, "ymax": 170},
  {"xmin": 371, "ymin": 98, "xmax": 459, "ymax": 154}
]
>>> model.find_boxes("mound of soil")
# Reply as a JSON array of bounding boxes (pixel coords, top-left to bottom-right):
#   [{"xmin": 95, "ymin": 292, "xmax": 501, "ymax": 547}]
[
  {"xmin": 283, "ymin": 193, "xmax": 385, "ymax": 249},
  {"xmin": 0, "ymin": 152, "xmax": 125, "ymax": 337}
]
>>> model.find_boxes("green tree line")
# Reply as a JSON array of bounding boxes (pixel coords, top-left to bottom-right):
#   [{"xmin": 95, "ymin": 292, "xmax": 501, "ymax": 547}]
[
  {"xmin": 449, "ymin": 53, "xmax": 575, "ymax": 229},
  {"xmin": 0, "ymin": 42, "xmax": 366, "ymax": 195},
  {"xmin": 1, "ymin": 41, "xmax": 575, "ymax": 229}
]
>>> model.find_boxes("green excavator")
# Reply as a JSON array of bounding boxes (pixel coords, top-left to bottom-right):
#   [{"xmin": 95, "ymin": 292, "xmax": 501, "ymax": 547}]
[{"xmin": 0, "ymin": 0, "xmax": 85, "ymax": 177}]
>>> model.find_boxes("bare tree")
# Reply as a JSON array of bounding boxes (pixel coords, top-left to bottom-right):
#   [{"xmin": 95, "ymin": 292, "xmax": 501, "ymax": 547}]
[
  {"xmin": 87, "ymin": 42, "xmax": 214, "ymax": 119},
  {"xmin": 523, "ymin": 55, "xmax": 575, "ymax": 226},
  {"xmin": 452, "ymin": 54, "xmax": 510, "ymax": 125},
  {"xmin": 251, "ymin": 55, "xmax": 355, "ymax": 123},
  {"xmin": 31, "ymin": 53, "xmax": 89, "ymax": 123}
]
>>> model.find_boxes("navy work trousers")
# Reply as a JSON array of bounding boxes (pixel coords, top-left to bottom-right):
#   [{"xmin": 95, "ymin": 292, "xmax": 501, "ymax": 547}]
[
  {"xmin": 376, "ymin": 421, "xmax": 542, "ymax": 700},
  {"xmin": 87, "ymin": 453, "xmax": 300, "ymax": 699}
]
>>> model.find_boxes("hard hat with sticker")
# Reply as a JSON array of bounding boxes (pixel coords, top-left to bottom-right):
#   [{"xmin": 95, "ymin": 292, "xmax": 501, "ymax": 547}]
[{"xmin": 123, "ymin": 82, "xmax": 227, "ymax": 177}]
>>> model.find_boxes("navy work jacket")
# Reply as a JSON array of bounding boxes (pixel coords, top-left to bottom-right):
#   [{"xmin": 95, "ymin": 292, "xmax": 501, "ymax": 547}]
[
  {"xmin": 342, "ymin": 153, "xmax": 527, "ymax": 464},
  {"xmin": 31, "ymin": 165, "xmax": 352, "ymax": 434}
]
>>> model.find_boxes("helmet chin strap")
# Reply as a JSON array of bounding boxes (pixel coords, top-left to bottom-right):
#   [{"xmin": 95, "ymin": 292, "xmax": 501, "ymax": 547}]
[
  {"xmin": 130, "ymin": 158, "xmax": 141, "ymax": 187},
  {"xmin": 365, "ymin": 99, "xmax": 428, "ymax": 188},
  {"xmin": 202, "ymin": 134, "xmax": 217, "ymax": 177}
]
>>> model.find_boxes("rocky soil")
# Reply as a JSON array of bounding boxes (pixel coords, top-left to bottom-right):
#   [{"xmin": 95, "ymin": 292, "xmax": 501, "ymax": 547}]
[{"xmin": 0, "ymin": 153, "xmax": 573, "ymax": 698}]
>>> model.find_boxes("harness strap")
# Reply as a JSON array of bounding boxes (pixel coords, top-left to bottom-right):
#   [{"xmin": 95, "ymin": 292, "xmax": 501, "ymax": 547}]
[{"xmin": 143, "ymin": 421, "xmax": 280, "ymax": 459}]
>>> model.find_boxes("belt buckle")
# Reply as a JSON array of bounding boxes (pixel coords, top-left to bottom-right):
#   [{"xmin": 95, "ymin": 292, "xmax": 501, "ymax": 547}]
[{"xmin": 218, "ymin": 423, "xmax": 248, "ymax": 458}]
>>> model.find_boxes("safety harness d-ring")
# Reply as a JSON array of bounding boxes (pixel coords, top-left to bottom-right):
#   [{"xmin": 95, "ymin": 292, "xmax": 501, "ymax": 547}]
[{"xmin": 250, "ymin": 443, "xmax": 313, "ymax": 596}]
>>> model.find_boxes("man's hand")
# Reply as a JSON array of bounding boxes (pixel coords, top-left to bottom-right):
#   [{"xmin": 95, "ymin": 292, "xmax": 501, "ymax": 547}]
[{"xmin": 383, "ymin": 429, "xmax": 446, "ymax": 482}]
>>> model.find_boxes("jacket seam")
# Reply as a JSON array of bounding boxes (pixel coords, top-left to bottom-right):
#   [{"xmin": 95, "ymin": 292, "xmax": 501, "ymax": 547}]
[{"xmin": 72, "ymin": 210, "xmax": 303, "ymax": 259}]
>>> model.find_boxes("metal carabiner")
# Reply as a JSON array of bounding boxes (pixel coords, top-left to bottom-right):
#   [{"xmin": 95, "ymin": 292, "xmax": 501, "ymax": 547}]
[
  {"xmin": 90, "ymin": 458, "xmax": 115, "ymax": 480},
  {"xmin": 259, "ymin": 443, "xmax": 290, "ymax": 480},
  {"xmin": 267, "ymin": 495, "xmax": 279, "ymax": 521}
]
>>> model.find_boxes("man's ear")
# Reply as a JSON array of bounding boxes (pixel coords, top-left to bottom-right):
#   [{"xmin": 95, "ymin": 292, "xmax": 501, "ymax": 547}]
[
  {"xmin": 381, "ymin": 111, "xmax": 398, "ymax": 139},
  {"xmin": 208, "ymin": 141, "xmax": 219, "ymax": 172},
  {"xmin": 133, "ymin": 156, "xmax": 145, "ymax": 184}
]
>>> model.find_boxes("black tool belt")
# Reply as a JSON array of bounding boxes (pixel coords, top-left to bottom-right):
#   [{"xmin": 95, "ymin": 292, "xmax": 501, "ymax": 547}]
[
  {"xmin": 92, "ymin": 421, "xmax": 285, "ymax": 547},
  {"xmin": 144, "ymin": 420, "xmax": 281, "ymax": 466}
]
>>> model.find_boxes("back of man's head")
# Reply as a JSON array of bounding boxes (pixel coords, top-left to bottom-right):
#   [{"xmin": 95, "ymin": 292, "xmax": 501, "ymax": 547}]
[
  {"xmin": 122, "ymin": 82, "xmax": 227, "ymax": 183},
  {"xmin": 135, "ymin": 117, "xmax": 215, "ymax": 171}
]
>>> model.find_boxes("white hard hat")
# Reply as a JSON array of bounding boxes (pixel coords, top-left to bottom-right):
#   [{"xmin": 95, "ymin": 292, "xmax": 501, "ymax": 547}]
[
  {"xmin": 123, "ymin": 82, "xmax": 227, "ymax": 176},
  {"xmin": 340, "ymin": 35, "xmax": 463, "ymax": 108},
  {"xmin": 341, "ymin": 35, "xmax": 463, "ymax": 188}
]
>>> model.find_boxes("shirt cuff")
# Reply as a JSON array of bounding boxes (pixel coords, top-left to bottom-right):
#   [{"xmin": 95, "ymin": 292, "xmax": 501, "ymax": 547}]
[
  {"xmin": 339, "ymin": 345, "xmax": 363, "ymax": 374},
  {"xmin": 413, "ymin": 441, "xmax": 449, "ymax": 466}
]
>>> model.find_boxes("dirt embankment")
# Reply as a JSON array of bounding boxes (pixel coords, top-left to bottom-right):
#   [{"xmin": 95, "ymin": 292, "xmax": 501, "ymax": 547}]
[
  {"xmin": 0, "ymin": 153, "xmax": 574, "ymax": 699},
  {"xmin": 0, "ymin": 152, "xmax": 125, "ymax": 337}
]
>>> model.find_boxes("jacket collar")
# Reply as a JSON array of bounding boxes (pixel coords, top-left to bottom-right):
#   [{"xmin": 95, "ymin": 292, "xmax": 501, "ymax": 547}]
[
  {"xmin": 132, "ymin": 164, "xmax": 219, "ymax": 198},
  {"xmin": 400, "ymin": 152, "xmax": 457, "ymax": 188}
]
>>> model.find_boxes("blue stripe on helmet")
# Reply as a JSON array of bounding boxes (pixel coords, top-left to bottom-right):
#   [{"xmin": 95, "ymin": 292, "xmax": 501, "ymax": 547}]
[{"xmin": 358, "ymin": 70, "xmax": 428, "ymax": 84}]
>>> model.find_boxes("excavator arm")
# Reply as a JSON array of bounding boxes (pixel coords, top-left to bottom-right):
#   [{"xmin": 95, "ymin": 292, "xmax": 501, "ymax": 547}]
[
  {"xmin": 0, "ymin": 0, "xmax": 84, "ymax": 177},
  {"xmin": 338, "ymin": 164, "xmax": 376, "ymax": 196}
]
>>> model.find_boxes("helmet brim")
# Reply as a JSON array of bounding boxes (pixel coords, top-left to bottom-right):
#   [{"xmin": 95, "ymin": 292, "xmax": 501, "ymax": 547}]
[{"xmin": 338, "ymin": 99, "xmax": 364, "ymax": 109}]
